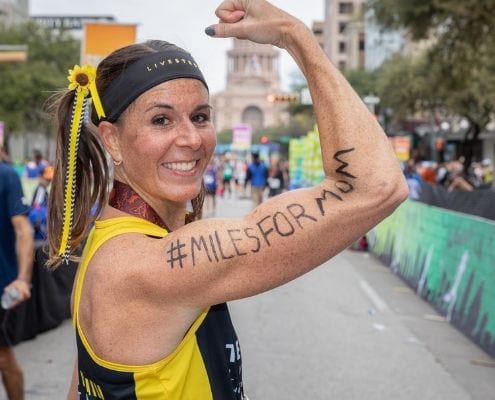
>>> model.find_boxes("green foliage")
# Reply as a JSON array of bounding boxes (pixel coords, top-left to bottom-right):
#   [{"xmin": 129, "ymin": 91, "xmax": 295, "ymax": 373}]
[
  {"xmin": 0, "ymin": 21, "xmax": 79, "ymax": 138},
  {"xmin": 345, "ymin": 68, "xmax": 379, "ymax": 98},
  {"xmin": 370, "ymin": 0, "xmax": 495, "ymax": 148}
]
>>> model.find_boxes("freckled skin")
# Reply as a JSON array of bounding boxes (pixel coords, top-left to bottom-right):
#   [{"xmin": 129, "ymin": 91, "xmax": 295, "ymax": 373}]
[
  {"xmin": 102, "ymin": 79, "xmax": 216, "ymax": 228},
  {"xmin": 69, "ymin": 2, "xmax": 408, "ymax": 395}
]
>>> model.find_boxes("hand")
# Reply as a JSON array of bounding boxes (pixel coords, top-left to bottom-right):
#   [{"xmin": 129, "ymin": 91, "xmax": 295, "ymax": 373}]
[
  {"xmin": 3, "ymin": 279, "xmax": 31, "ymax": 309},
  {"xmin": 206, "ymin": 0, "xmax": 303, "ymax": 48}
]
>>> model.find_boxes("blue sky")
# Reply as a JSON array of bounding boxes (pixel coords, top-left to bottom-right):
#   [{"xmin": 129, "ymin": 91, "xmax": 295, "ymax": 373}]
[{"xmin": 30, "ymin": 0, "xmax": 324, "ymax": 94}]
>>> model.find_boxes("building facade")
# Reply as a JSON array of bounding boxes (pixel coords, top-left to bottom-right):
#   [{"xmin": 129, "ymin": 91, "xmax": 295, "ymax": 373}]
[
  {"xmin": 322, "ymin": 0, "xmax": 366, "ymax": 70},
  {"xmin": 211, "ymin": 38, "xmax": 290, "ymax": 133}
]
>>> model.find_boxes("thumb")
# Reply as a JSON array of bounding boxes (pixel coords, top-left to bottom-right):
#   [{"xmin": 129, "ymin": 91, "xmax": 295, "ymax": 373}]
[{"xmin": 205, "ymin": 21, "xmax": 247, "ymax": 39}]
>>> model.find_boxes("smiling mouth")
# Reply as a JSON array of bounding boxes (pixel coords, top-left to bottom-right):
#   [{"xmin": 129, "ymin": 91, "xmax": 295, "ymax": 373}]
[{"xmin": 163, "ymin": 160, "xmax": 198, "ymax": 172}]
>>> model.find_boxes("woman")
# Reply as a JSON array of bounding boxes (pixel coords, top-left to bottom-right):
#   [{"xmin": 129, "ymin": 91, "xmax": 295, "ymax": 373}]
[{"xmin": 47, "ymin": 1, "xmax": 407, "ymax": 398}]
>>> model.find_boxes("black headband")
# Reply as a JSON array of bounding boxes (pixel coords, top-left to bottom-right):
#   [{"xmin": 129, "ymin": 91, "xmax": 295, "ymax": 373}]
[{"xmin": 100, "ymin": 50, "xmax": 208, "ymax": 122}]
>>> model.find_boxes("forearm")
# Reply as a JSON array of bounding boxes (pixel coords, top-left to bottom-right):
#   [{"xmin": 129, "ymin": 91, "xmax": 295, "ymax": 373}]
[{"xmin": 283, "ymin": 24, "xmax": 401, "ymax": 184}]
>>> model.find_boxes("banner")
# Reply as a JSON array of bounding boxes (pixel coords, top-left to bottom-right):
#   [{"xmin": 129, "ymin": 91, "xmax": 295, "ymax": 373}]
[
  {"xmin": 231, "ymin": 123, "xmax": 252, "ymax": 151},
  {"xmin": 369, "ymin": 200, "xmax": 495, "ymax": 357},
  {"xmin": 81, "ymin": 22, "xmax": 137, "ymax": 65},
  {"xmin": 390, "ymin": 136, "xmax": 411, "ymax": 161},
  {"xmin": 288, "ymin": 125, "xmax": 324, "ymax": 189}
]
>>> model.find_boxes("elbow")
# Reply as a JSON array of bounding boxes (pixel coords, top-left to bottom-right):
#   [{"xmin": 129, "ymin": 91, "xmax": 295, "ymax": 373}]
[{"xmin": 378, "ymin": 173, "xmax": 409, "ymax": 213}]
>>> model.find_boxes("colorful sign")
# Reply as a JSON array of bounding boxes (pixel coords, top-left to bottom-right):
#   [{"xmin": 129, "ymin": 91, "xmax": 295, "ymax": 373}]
[
  {"xmin": 231, "ymin": 123, "xmax": 252, "ymax": 151},
  {"xmin": 390, "ymin": 136, "xmax": 411, "ymax": 161},
  {"xmin": 288, "ymin": 125, "xmax": 324, "ymax": 189},
  {"xmin": 81, "ymin": 22, "xmax": 137, "ymax": 65}
]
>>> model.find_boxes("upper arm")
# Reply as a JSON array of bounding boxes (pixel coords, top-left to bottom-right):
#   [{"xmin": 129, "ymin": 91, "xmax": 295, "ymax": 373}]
[{"xmin": 136, "ymin": 169, "xmax": 403, "ymax": 308}]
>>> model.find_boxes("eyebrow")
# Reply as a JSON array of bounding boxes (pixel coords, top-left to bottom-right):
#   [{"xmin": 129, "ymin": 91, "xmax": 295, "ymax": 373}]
[{"xmin": 145, "ymin": 103, "xmax": 212, "ymax": 113}]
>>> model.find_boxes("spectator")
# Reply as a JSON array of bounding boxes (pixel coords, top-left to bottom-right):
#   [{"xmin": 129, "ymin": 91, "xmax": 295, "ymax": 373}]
[
  {"xmin": 0, "ymin": 145, "xmax": 34, "ymax": 400},
  {"xmin": 24, "ymin": 150, "xmax": 48, "ymax": 179},
  {"xmin": 267, "ymin": 158, "xmax": 285, "ymax": 198},
  {"xmin": 29, "ymin": 166, "xmax": 54, "ymax": 247},
  {"xmin": 203, "ymin": 159, "xmax": 218, "ymax": 217},
  {"xmin": 245, "ymin": 152, "xmax": 268, "ymax": 207}
]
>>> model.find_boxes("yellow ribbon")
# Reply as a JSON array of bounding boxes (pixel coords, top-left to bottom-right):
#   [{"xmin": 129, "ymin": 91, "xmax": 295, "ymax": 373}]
[
  {"xmin": 59, "ymin": 64, "xmax": 106, "ymax": 258},
  {"xmin": 67, "ymin": 64, "xmax": 106, "ymax": 119},
  {"xmin": 89, "ymin": 79, "xmax": 105, "ymax": 119},
  {"xmin": 58, "ymin": 91, "xmax": 85, "ymax": 257}
]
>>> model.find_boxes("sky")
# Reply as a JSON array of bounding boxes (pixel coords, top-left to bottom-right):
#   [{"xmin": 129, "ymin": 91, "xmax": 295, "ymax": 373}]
[{"xmin": 29, "ymin": 0, "xmax": 325, "ymax": 94}]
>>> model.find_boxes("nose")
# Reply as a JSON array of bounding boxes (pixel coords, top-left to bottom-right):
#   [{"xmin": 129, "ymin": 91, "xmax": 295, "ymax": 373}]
[{"xmin": 176, "ymin": 120, "xmax": 202, "ymax": 150}]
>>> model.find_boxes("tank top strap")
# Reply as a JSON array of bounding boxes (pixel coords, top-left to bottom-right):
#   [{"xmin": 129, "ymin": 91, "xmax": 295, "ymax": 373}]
[{"xmin": 72, "ymin": 216, "xmax": 168, "ymax": 325}]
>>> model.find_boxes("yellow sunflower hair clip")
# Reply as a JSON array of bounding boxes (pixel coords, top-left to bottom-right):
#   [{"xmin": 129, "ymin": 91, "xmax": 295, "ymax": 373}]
[{"xmin": 59, "ymin": 64, "xmax": 106, "ymax": 262}]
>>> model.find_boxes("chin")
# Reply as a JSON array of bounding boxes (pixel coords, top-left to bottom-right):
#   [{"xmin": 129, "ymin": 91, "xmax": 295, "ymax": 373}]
[{"xmin": 163, "ymin": 184, "xmax": 203, "ymax": 203}]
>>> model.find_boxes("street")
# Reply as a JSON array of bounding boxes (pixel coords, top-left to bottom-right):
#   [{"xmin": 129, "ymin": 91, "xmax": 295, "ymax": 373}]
[{"xmin": 1, "ymin": 196, "xmax": 494, "ymax": 399}]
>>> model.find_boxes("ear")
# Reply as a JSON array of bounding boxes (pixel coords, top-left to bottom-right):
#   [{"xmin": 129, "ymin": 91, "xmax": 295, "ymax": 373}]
[{"xmin": 98, "ymin": 121, "xmax": 122, "ymax": 164}]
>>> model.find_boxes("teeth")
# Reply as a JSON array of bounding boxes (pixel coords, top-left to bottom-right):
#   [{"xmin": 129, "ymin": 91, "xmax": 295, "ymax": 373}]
[{"xmin": 164, "ymin": 161, "xmax": 196, "ymax": 171}]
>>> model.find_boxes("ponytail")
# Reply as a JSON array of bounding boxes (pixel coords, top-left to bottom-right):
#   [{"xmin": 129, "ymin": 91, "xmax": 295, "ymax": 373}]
[{"xmin": 46, "ymin": 90, "xmax": 109, "ymax": 268}]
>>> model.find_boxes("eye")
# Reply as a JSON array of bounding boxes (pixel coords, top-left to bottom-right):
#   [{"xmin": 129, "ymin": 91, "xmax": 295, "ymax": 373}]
[
  {"xmin": 192, "ymin": 113, "xmax": 210, "ymax": 124},
  {"xmin": 152, "ymin": 115, "xmax": 170, "ymax": 126}
]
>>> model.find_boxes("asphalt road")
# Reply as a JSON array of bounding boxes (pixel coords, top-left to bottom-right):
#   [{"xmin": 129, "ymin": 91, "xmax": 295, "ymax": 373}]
[{"xmin": 2, "ymin": 196, "xmax": 494, "ymax": 399}]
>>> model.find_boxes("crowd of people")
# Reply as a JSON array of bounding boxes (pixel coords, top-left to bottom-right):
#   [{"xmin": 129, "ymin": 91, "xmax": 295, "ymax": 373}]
[
  {"xmin": 404, "ymin": 157, "xmax": 494, "ymax": 199},
  {"xmin": 202, "ymin": 152, "xmax": 289, "ymax": 216}
]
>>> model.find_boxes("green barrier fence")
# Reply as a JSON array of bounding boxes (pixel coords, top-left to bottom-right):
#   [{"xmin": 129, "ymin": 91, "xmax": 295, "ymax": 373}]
[{"xmin": 369, "ymin": 200, "xmax": 495, "ymax": 357}]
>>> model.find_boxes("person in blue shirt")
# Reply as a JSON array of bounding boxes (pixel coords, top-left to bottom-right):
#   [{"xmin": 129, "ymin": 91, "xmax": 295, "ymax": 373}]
[
  {"xmin": 245, "ymin": 152, "xmax": 268, "ymax": 207},
  {"xmin": 0, "ymin": 146, "xmax": 34, "ymax": 400}
]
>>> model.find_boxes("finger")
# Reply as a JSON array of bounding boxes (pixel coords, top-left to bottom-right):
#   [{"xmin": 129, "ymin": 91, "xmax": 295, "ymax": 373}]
[
  {"xmin": 216, "ymin": 9, "xmax": 246, "ymax": 23},
  {"xmin": 205, "ymin": 22, "xmax": 246, "ymax": 39}
]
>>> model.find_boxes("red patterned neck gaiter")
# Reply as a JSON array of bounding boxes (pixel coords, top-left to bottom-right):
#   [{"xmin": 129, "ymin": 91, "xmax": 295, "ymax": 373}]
[{"xmin": 108, "ymin": 180, "xmax": 170, "ymax": 230}]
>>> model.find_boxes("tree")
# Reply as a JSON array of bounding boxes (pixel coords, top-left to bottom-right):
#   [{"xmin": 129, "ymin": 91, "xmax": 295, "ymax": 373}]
[
  {"xmin": 345, "ymin": 68, "xmax": 379, "ymax": 98},
  {"xmin": 0, "ymin": 21, "xmax": 80, "ymax": 148},
  {"xmin": 369, "ymin": 0, "xmax": 495, "ymax": 164}
]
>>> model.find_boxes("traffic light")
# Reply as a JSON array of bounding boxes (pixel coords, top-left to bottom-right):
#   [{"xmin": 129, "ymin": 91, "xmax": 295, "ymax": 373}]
[{"xmin": 266, "ymin": 93, "xmax": 299, "ymax": 103}]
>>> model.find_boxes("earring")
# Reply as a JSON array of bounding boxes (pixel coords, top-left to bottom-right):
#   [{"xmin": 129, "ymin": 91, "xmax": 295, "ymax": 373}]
[{"xmin": 113, "ymin": 159, "xmax": 122, "ymax": 166}]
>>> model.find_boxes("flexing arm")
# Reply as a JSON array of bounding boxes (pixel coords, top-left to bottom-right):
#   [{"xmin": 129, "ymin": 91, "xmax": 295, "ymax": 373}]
[{"xmin": 116, "ymin": 0, "xmax": 407, "ymax": 309}]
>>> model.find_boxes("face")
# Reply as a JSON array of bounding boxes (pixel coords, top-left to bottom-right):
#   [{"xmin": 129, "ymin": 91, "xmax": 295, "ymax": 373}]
[{"xmin": 104, "ymin": 78, "xmax": 215, "ymax": 211}]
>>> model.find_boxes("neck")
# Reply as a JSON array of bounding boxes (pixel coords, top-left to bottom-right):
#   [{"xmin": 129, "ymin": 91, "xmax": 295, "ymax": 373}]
[{"xmin": 109, "ymin": 180, "xmax": 171, "ymax": 230}]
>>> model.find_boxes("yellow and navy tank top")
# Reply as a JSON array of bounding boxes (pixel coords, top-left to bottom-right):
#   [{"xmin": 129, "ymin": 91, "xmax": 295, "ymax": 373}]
[{"xmin": 73, "ymin": 216, "xmax": 244, "ymax": 399}]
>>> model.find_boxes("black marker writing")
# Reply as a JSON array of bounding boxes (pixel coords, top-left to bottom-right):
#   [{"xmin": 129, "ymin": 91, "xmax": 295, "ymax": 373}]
[
  {"xmin": 334, "ymin": 148, "xmax": 356, "ymax": 179},
  {"xmin": 227, "ymin": 229, "xmax": 248, "ymax": 257},
  {"xmin": 167, "ymin": 239, "xmax": 187, "ymax": 269},
  {"xmin": 335, "ymin": 180, "xmax": 354, "ymax": 194},
  {"xmin": 286, "ymin": 203, "xmax": 318, "ymax": 228},
  {"xmin": 257, "ymin": 215, "xmax": 275, "ymax": 246},
  {"xmin": 273, "ymin": 212, "xmax": 295, "ymax": 237},
  {"xmin": 215, "ymin": 231, "xmax": 235, "ymax": 260},
  {"xmin": 209, "ymin": 234, "xmax": 220, "ymax": 262},
  {"xmin": 315, "ymin": 189, "xmax": 343, "ymax": 216},
  {"xmin": 244, "ymin": 227, "xmax": 261, "ymax": 253},
  {"xmin": 191, "ymin": 236, "xmax": 212, "ymax": 266}
]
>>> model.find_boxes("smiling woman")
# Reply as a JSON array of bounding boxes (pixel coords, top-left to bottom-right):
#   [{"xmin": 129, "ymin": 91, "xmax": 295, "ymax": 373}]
[{"xmin": 45, "ymin": 1, "xmax": 407, "ymax": 399}]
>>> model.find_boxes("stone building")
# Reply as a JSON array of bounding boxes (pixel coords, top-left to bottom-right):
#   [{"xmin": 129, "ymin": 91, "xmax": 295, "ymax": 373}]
[{"xmin": 211, "ymin": 38, "xmax": 290, "ymax": 133}]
